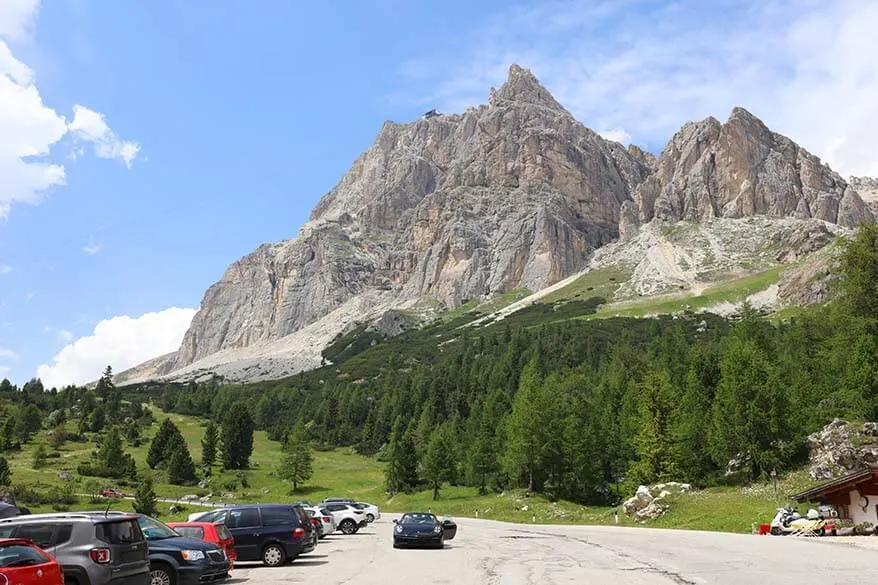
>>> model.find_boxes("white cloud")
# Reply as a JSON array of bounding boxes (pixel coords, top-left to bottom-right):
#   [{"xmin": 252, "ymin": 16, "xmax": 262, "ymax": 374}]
[
  {"xmin": 399, "ymin": 0, "xmax": 878, "ymax": 178},
  {"xmin": 0, "ymin": 1, "xmax": 140, "ymax": 220},
  {"xmin": 69, "ymin": 105, "xmax": 140, "ymax": 169},
  {"xmin": 57, "ymin": 329, "xmax": 73, "ymax": 343},
  {"xmin": 82, "ymin": 243, "xmax": 102, "ymax": 255},
  {"xmin": 0, "ymin": 264, "xmax": 12, "ymax": 275},
  {"xmin": 599, "ymin": 128, "xmax": 632, "ymax": 145},
  {"xmin": 0, "ymin": 366, "xmax": 9, "ymax": 379},
  {"xmin": 0, "ymin": 0, "xmax": 40, "ymax": 42},
  {"xmin": 36, "ymin": 307, "xmax": 196, "ymax": 388},
  {"xmin": 0, "ymin": 347, "xmax": 19, "ymax": 360}
]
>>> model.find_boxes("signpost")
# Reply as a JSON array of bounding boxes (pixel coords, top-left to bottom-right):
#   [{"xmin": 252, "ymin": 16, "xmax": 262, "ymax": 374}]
[{"xmin": 771, "ymin": 469, "xmax": 778, "ymax": 507}]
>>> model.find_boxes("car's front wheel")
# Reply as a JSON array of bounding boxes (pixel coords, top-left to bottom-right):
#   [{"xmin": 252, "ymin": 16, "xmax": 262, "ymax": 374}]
[
  {"xmin": 262, "ymin": 543, "xmax": 286, "ymax": 567},
  {"xmin": 149, "ymin": 563, "xmax": 175, "ymax": 585},
  {"xmin": 340, "ymin": 519, "xmax": 358, "ymax": 535},
  {"xmin": 366, "ymin": 513, "xmax": 375, "ymax": 523}
]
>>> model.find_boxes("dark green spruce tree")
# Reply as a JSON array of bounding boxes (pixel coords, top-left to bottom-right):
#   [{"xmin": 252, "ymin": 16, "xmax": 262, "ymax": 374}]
[
  {"xmin": 201, "ymin": 420, "xmax": 218, "ymax": 468},
  {"xmin": 221, "ymin": 403, "xmax": 255, "ymax": 470}
]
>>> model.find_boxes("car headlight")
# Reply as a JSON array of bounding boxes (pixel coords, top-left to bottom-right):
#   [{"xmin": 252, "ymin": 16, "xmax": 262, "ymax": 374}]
[
  {"xmin": 395, "ymin": 525, "xmax": 403, "ymax": 533},
  {"xmin": 180, "ymin": 550, "xmax": 205, "ymax": 562},
  {"xmin": 433, "ymin": 526, "xmax": 442, "ymax": 533}
]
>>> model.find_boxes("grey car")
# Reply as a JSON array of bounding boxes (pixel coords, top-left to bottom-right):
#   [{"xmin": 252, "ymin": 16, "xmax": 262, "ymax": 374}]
[{"xmin": 0, "ymin": 512, "xmax": 150, "ymax": 585}]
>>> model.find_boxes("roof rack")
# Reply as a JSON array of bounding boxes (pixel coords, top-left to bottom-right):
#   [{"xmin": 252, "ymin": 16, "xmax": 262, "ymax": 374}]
[{"xmin": 0, "ymin": 511, "xmax": 137, "ymax": 523}]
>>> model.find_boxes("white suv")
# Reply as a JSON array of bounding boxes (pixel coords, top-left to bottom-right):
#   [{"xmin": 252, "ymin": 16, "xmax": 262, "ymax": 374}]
[
  {"xmin": 353, "ymin": 502, "xmax": 381, "ymax": 523},
  {"xmin": 322, "ymin": 503, "xmax": 368, "ymax": 535}
]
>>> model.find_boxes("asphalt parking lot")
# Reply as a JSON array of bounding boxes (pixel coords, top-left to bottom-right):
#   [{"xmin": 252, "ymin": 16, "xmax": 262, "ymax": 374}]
[{"xmin": 230, "ymin": 515, "xmax": 878, "ymax": 584}]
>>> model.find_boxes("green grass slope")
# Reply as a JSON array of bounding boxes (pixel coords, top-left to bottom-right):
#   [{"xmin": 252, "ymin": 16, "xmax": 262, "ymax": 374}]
[{"xmin": 9, "ymin": 409, "xmax": 822, "ymax": 532}]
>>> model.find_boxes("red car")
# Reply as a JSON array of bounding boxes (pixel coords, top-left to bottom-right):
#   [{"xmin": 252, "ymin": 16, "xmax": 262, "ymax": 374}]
[
  {"xmin": 165, "ymin": 522, "xmax": 237, "ymax": 568},
  {"xmin": 0, "ymin": 538, "xmax": 63, "ymax": 585}
]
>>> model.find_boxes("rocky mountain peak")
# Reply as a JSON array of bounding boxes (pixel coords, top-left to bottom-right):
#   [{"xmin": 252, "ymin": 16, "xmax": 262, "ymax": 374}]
[
  {"xmin": 125, "ymin": 65, "xmax": 877, "ymax": 386},
  {"xmin": 489, "ymin": 64, "xmax": 568, "ymax": 113},
  {"xmin": 621, "ymin": 106, "xmax": 874, "ymax": 235}
]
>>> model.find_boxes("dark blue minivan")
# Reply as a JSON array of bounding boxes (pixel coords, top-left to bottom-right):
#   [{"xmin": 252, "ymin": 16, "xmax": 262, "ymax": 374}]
[{"xmin": 193, "ymin": 504, "xmax": 316, "ymax": 566}]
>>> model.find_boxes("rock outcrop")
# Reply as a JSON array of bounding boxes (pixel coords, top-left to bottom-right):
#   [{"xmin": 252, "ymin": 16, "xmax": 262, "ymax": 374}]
[
  {"xmin": 621, "ymin": 482, "xmax": 691, "ymax": 521},
  {"xmin": 850, "ymin": 176, "xmax": 878, "ymax": 216},
  {"xmin": 620, "ymin": 109, "xmax": 874, "ymax": 238},
  {"xmin": 806, "ymin": 419, "xmax": 878, "ymax": 480},
  {"xmin": 167, "ymin": 64, "xmax": 652, "ymax": 373},
  {"xmin": 125, "ymin": 64, "xmax": 875, "ymax": 384}
]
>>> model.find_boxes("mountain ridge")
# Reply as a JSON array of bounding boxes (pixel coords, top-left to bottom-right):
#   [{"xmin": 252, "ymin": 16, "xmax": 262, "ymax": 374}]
[{"xmin": 117, "ymin": 64, "xmax": 874, "ymax": 386}]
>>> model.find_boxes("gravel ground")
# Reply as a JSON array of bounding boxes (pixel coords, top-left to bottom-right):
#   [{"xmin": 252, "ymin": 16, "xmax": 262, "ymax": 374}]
[{"xmin": 228, "ymin": 515, "xmax": 878, "ymax": 584}]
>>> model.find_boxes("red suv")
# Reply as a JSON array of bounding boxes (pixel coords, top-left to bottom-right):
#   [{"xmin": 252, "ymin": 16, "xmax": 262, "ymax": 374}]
[
  {"xmin": 0, "ymin": 538, "xmax": 64, "ymax": 585},
  {"xmin": 166, "ymin": 522, "xmax": 237, "ymax": 569}
]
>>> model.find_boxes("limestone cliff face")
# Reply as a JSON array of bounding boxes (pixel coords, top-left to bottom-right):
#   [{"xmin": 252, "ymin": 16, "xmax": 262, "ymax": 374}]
[
  {"xmin": 620, "ymin": 108, "xmax": 874, "ymax": 239},
  {"xmin": 171, "ymin": 65, "xmax": 649, "ymax": 369},
  {"xmin": 166, "ymin": 64, "xmax": 874, "ymax": 375}
]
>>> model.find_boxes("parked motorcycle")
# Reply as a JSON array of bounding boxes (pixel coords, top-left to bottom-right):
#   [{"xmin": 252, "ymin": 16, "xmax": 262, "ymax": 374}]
[{"xmin": 769, "ymin": 507, "xmax": 835, "ymax": 535}]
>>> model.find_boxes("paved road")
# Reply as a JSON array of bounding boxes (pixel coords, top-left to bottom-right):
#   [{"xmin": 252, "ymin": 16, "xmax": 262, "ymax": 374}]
[{"xmin": 229, "ymin": 515, "xmax": 878, "ymax": 584}]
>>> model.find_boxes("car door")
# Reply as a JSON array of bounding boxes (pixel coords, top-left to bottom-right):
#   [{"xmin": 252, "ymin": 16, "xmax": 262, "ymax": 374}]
[
  {"xmin": 441, "ymin": 519, "xmax": 457, "ymax": 540},
  {"xmin": 226, "ymin": 507, "xmax": 262, "ymax": 561}
]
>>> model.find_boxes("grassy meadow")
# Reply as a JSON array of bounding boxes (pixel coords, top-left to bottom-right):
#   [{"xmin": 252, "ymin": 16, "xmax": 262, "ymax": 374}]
[{"xmin": 6, "ymin": 407, "xmax": 820, "ymax": 532}]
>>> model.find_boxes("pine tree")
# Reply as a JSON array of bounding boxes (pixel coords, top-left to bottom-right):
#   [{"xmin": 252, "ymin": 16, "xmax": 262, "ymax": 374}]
[
  {"xmin": 13, "ymin": 404, "xmax": 42, "ymax": 443},
  {"xmin": 0, "ymin": 456, "xmax": 10, "ymax": 486},
  {"xmin": 201, "ymin": 420, "xmax": 218, "ymax": 468},
  {"xmin": 278, "ymin": 420, "xmax": 314, "ymax": 492},
  {"xmin": 629, "ymin": 370, "xmax": 679, "ymax": 485},
  {"xmin": 148, "ymin": 418, "xmax": 185, "ymax": 469},
  {"xmin": 221, "ymin": 403, "xmax": 255, "ymax": 470},
  {"xmin": 421, "ymin": 424, "xmax": 454, "ymax": 500},
  {"xmin": 133, "ymin": 473, "xmax": 158, "ymax": 517},
  {"xmin": 709, "ymin": 336, "xmax": 790, "ymax": 479},
  {"xmin": 167, "ymin": 442, "xmax": 197, "ymax": 485},
  {"xmin": 98, "ymin": 426, "xmax": 127, "ymax": 470},
  {"xmin": 504, "ymin": 358, "xmax": 550, "ymax": 492},
  {"xmin": 384, "ymin": 419, "xmax": 418, "ymax": 494},
  {"xmin": 32, "ymin": 444, "xmax": 48, "ymax": 469},
  {"xmin": 838, "ymin": 222, "xmax": 878, "ymax": 322},
  {"xmin": 470, "ymin": 423, "xmax": 497, "ymax": 495}
]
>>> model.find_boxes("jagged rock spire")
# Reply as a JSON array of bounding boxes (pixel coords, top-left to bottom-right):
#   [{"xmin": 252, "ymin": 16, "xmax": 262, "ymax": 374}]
[{"xmin": 489, "ymin": 64, "xmax": 568, "ymax": 112}]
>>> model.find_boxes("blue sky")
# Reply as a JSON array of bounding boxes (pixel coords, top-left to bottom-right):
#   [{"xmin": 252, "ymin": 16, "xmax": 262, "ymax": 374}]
[{"xmin": 0, "ymin": 0, "xmax": 875, "ymax": 387}]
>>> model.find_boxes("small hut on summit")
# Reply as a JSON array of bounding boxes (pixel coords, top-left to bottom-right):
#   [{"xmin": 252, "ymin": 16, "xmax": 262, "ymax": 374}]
[{"xmin": 790, "ymin": 466, "xmax": 878, "ymax": 525}]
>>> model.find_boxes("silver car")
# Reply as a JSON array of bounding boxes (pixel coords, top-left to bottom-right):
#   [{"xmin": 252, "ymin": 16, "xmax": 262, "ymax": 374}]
[{"xmin": 0, "ymin": 512, "xmax": 150, "ymax": 585}]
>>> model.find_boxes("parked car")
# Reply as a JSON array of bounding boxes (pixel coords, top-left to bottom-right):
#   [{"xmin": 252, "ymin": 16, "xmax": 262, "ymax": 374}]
[
  {"xmin": 165, "ymin": 522, "xmax": 237, "ymax": 569},
  {"xmin": 99, "ymin": 489, "xmax": 123, "ymax": 499},
  {"xmin": 0, "ymin": 538, "xmax": 64, "ymax": 585},
  {"xmin": 184, "ymin": 505, "xmax": 316, "ymax": 566},
  {"xmin": 321, "ymin": 503, "xmax": 368, "ymax": 535},
  {"xmin": 320, "ymin": 498, "xmax": 355, "ymax": 506},
  {"xmin": 352, "ymin": 502, "xmax": 381, "ymax": 523},
  {"xmin": 0, "ymin": 512, "xmax": 150, "ymax": 585},
  {"xmin": 102, "ymin": 512, "xmax": 231, "ymax": 585},
  {"xmin": 392, "ymin": 513, "xmax": 457, "ymax": 549},
  {"xmin": 303, "ymin": 507, "xmax": 336, "ymax": 538}
]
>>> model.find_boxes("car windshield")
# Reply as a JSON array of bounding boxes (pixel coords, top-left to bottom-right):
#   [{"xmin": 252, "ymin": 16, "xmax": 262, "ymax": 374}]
[
  {"xmin": 137, "ymin": 516, "xmax": 180, "ymax": 540},
  {"xmin": 0, "ymin": 544, "xmax": 50, "ymax": 568},
  {"xmin": 400, "ymin": 513, "xmax": 437, "ymax": 525}
]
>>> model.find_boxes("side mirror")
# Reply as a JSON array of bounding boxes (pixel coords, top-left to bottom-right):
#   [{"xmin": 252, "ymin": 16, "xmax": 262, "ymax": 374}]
[{"xmin": 392, "ymin": 519, "xmax": 398, "ymax": 524}]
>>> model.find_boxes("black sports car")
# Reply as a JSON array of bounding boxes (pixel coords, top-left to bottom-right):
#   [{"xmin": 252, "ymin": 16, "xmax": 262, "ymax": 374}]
[{"xmin": 392, "ymin": 513, "xmax": 457, "ymax": 549}]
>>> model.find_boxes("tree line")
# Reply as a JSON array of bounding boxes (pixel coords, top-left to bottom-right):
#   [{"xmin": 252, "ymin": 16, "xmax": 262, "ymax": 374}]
[
  {"xmin": 4, "ymin": 224, "xmax": 877, "ymax": 504},
  {"xmin": 141, "ymin": 224, "xmax": 878, "ymax": 502}
]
